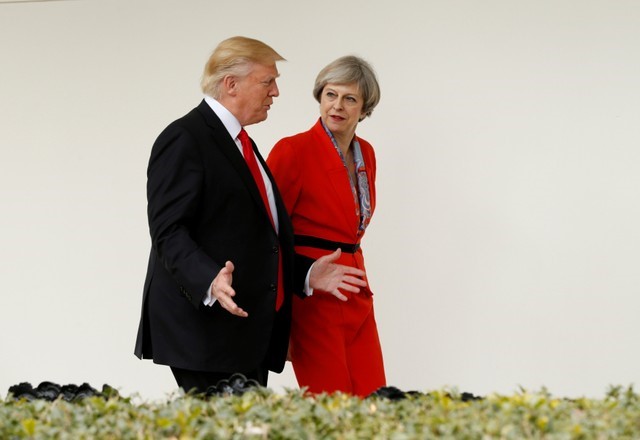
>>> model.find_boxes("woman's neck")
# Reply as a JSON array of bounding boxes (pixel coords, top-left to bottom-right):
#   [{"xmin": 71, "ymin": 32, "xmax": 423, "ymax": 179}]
[{"xmin": 334, "ymin": 132, "xmax": 354, "ymax": 156}]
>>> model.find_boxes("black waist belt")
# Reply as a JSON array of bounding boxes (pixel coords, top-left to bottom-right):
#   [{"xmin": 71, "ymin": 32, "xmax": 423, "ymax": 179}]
[{"xmin": 294, "ymin": 235, "xmax": 360, "ymax": 253}]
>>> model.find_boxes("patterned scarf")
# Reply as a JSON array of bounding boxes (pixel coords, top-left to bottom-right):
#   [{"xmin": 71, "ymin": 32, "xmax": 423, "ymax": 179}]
[{"xmin": 321, "ymin": 120, "xmax": 372, "ymax": 234}]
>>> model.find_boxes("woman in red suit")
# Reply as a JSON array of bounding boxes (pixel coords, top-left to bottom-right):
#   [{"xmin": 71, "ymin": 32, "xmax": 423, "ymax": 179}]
[{"xmin": 267, "ymin": 56, "xmax": 385, "ymax": 396}]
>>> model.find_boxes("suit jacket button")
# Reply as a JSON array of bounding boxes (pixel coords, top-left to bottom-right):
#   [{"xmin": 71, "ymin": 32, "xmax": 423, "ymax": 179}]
[
  {"xmin": 272, "ymin": 246, "xmax": 279, "ymax": 254},
  {"xmin": 270, "ymin": 284, "xmax": 277, "ymax": 292}
]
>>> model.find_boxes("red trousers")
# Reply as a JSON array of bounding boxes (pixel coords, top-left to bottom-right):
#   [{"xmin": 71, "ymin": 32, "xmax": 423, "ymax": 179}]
[{"xmin": 289, "ymin": 290, "xmax": 386, "ymax": 397}]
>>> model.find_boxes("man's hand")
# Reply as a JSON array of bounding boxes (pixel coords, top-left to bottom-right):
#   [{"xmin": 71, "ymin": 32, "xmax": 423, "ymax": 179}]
[
  {"xmin": 309, "ymin": 249, "xmax": 367, "ymax": 301},
  {"xmin": 211, "ymin": 261, "xmax": 248, "ymax": 317}
]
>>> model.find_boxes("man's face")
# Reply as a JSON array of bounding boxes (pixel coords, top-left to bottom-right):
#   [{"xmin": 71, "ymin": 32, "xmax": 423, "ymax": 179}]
[{"xmin": 234, "ymin": 62, "xmax": 280, "ymax": 126}]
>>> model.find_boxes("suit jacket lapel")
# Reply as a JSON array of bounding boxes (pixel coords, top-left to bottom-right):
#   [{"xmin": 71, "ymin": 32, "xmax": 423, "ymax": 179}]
[
  {"xmin": 257, "ymin": 151, "xmax": 292, "ymax": 239},
  {"xmin": 196, "ymin": 101, "xmax": 275, "ymax": 231}
]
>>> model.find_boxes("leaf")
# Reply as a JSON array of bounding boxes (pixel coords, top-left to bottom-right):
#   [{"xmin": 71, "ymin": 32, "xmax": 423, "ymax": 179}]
[{"xmin": 21, "ymin": 418, "xmax": 36, "ymax": 436}]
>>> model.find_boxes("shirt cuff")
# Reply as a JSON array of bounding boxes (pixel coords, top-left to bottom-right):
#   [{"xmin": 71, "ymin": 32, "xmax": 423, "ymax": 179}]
[
  {"xmin": 203, "ymin": 280, "xmax": 217, "ymax": 306},
  {"xmin": 303, "ymin": 263, "xmax": 315, "ymax": 296}
]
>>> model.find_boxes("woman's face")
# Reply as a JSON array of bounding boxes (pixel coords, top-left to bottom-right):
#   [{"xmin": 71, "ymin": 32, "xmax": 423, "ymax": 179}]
[{"xmin": 319, "ymin": 82, "xmax": 365, "ymax": 141}]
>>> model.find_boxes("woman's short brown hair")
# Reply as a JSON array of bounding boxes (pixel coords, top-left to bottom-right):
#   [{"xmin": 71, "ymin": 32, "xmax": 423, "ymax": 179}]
[{"xmin": 313, "ymin": 55, "xmax": 381, "ymax": 120}]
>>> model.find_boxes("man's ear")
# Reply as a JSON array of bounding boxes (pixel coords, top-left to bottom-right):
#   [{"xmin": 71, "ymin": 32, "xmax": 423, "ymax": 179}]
[{"xmin": 222, "ymin": 75, "xmax": 238, "ymax": 96}]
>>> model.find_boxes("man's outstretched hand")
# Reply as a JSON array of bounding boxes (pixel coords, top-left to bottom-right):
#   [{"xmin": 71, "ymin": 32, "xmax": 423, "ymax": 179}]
[{"xmin": 211, "ymin": 261, "xmax": 248, "ymax": 317}]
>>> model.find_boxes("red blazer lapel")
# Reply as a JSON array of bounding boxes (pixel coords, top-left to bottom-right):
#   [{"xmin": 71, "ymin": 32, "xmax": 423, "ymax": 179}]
[
  {"xmin": 359, "ymin": 135, "xmax": 377, "ymax": 219},
  {"xmin": 312, "ymin": 122, "xmax": 361, "ymax": 236}
]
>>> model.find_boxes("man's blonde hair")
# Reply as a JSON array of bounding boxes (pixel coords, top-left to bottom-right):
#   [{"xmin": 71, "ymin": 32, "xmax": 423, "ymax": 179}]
[{"xmin": 201, "ymin": 36, "xmax": 285, "ymax": 99}]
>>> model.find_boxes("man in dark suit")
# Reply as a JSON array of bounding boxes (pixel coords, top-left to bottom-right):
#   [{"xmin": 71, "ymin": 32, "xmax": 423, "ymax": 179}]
[{"xmin": 134, "ymin": 36, "xmax": 367, "ymax": 393}]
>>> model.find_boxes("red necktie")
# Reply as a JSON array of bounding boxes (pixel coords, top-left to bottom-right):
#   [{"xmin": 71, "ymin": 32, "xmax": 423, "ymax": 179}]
[{"xmin": 238, "ymin": 129, "xmax": 284, "ymax": 311}]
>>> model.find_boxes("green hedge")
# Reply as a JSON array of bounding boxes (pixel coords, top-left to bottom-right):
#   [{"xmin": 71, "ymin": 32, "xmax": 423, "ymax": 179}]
[{"xmin": 2, "ymin": 386, "xmax": 639, "ymax": 439}]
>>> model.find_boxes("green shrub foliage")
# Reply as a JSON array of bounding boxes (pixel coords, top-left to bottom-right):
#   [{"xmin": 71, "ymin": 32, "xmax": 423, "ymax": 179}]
[{"xmin": 2, "ymin": 385, "xmax": 639, "ymax": 439}]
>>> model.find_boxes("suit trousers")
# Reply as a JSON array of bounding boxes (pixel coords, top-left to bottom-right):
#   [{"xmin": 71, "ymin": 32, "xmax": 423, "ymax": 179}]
[{"xmin": 171, "ymin": 365, "xmax": 269, "ymax": 394}]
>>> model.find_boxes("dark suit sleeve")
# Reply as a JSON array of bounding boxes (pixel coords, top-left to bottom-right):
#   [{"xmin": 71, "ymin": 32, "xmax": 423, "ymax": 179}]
[{"xmin": 147, "ymin": 123, "xmax": 219, "ymax": 307}]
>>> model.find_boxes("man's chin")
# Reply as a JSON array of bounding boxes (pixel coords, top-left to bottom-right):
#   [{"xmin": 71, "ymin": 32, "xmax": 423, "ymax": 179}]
[{"xmin": 246, "ymin": 113, "xmax": 269, "ymax": 126}]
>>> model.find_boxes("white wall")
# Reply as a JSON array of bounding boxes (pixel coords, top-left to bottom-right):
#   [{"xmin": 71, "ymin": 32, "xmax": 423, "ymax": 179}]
[{"xmin": 1, "ymin": 0, "xmax": 638, "ymax": 401}]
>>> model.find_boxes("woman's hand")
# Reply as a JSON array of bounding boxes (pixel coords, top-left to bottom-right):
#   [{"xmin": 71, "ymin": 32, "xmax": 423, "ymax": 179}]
[{"xmin": 309, "ymin": 249, "xmax": 367, "ymax": 301}]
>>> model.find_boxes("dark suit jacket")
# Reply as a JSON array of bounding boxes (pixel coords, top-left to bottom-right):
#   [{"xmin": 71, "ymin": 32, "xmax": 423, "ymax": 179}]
[{"xmin": 134, "ymin": 100, "xmax": 300, "ymax": 374}]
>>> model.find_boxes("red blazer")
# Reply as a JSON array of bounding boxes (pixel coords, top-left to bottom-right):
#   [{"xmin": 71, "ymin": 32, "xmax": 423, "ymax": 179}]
[{"xmin": 267, "ymin": 119, "xmax": 377, "ymax": 296}]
